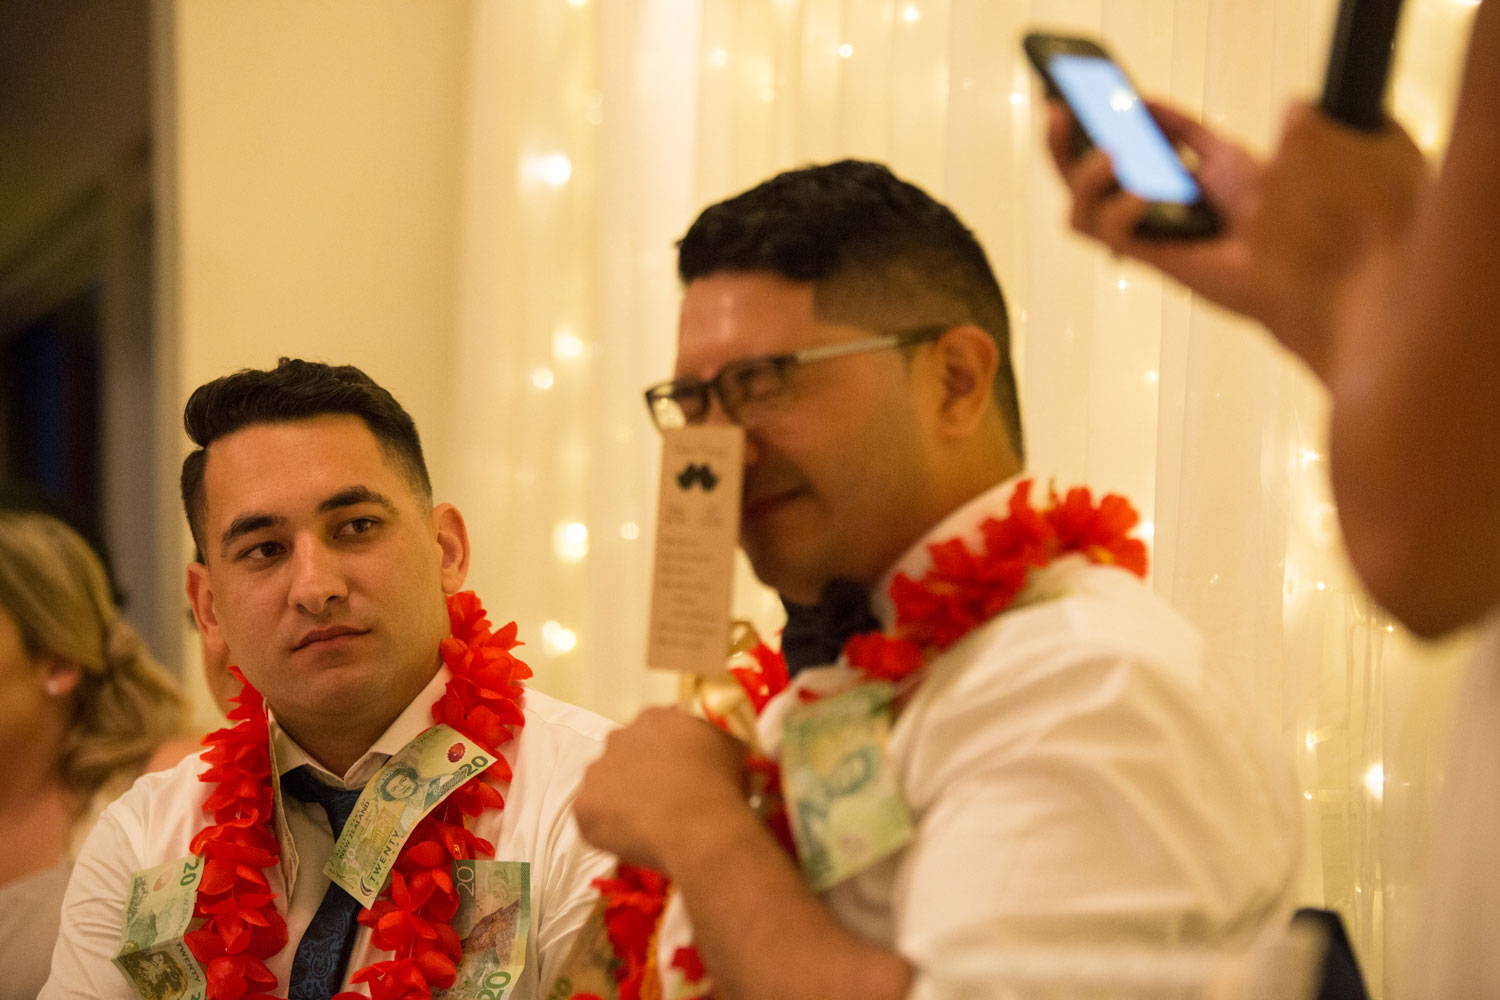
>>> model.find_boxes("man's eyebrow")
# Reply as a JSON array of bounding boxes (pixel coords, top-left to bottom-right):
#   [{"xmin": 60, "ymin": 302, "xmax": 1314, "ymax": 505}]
[
  {"xmin": 318, "ymin": 485, "xmax": 398, "ymax": 515},
  {"xmin": 217, "ymin": 487, "xmax": 397, "ymax": 558},
  {"xmin": 220, "ymin": 513, "xmax": 283, "ymax": 557}
]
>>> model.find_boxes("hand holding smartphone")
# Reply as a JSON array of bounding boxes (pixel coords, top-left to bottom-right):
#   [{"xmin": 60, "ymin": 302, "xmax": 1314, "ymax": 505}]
[{"xmin": 1024, "ymin": 32, "xmax": 1220, "ymax": 240}]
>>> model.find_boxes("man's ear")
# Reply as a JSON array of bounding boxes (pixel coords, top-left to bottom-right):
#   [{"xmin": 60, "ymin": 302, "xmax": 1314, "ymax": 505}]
[
  {"xmin": 928, "ymin": 324, "xmax": 1000, "ymax": 437},
  {"xmin": 432, "ymin": 503, "xmax": 471, "ymax": 594},
  {"xmin": 186, "ymin": 561, "xmax": 223, "ymax": 643}
]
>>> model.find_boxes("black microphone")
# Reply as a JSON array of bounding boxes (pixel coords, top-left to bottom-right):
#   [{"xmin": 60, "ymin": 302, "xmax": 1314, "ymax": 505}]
[{"xmin": 1321, "ymin": 0, "xmax": 1406, "ymax": 130}]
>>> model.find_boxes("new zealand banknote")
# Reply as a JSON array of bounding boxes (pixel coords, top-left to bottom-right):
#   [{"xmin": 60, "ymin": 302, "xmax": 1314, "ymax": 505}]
[
  {"xmin": 326, "ymin": 724, "xmax": 493, "ymax": 906},
  {"xmin": 113, "ymin": 855, "xmax": 209, "ymax": 1000},
  {"xmin": 780, "ymin": 682, "xmax": 914, "ymax": 891},
  {"xmin": 543, "ymin": 894, "xmax": 619, "ymax": 1000},
  {"xmin": 434, "ymin": 860, "xmax": 531, "ymax": 1000}
]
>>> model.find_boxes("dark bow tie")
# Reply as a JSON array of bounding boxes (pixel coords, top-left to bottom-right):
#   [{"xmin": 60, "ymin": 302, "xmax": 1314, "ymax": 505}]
[{"xmin": 780, "ymin": 578, "xmax": 881, "ymax": 674}]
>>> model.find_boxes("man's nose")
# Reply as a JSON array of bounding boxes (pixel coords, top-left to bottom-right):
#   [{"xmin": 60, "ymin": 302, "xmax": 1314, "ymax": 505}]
[
  {"xmin": 696, "ymin": 397, "xmax": 761, "ymax": 466},
  {"xmin": 286, "ymin": 538, "xmax": 349, "ymax": 615}
]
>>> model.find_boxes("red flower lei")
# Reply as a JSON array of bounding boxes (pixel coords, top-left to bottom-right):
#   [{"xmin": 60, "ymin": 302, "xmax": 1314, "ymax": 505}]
[
  {"xmin": 575, "ymin": 479, "xmax": 1147, "ymax": 1000},
  {"xmin": 186, "ymin": 591, "xmax": 530, "ymax": 1000}
]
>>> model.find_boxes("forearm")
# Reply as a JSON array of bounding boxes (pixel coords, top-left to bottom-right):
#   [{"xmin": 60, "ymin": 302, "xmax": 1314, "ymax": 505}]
[
  {"xmin": 1329, "ymin": 252, "xmax": 1500, "ymax": 634},
  {"xmin": 661, "ymin": 800, "xmax": 913, "ymax": 1000},
  {"xmin": 1326, "ymin": 0, "xmax": 1500, "ymax": 634}
]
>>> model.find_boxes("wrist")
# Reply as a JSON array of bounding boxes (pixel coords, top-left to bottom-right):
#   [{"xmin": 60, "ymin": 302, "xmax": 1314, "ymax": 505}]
[
  {"xmin": 1258, "ymin": 283, "xmax": 1337, "ymax": 383},
  {"xmin": 655, "ymin": 791, "xmax": 767, "ymax": 880}
]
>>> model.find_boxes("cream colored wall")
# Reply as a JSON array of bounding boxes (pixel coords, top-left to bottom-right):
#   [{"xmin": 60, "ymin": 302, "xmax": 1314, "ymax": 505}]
[
  {"xmin": 172, "ymin": 0, "xmax": 469, "ymax": 444},
  {"xmin": 162, "ymin": 0, "xmax": 473, "ymax": 725}
]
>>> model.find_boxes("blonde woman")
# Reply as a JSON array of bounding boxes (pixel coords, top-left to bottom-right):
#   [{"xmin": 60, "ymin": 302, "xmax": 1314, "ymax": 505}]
[{"xmin": 0, "ymin": 511, "xmax": 189, "ymax": 998}]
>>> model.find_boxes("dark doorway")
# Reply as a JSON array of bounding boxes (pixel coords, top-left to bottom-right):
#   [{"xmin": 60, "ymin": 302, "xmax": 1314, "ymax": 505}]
[{"xmin": 1, "ymin": 284, "xmax": 104, "ymax": 522}]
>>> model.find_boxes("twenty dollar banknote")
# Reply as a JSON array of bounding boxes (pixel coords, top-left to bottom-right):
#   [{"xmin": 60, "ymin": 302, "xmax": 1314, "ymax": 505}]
[
  {"xmin": 544, "ymin": 894, "xmax": 619, "ymax": 1000},
  {"xmin": 113, "ymin": 855, "xmax": 209, "ymax": 1000},
  {"xmin": 780, "ymin": 682, "xmax": 914, "ymax": 891},
  {"xmin": 434, "ymin": 860, "xmax": 531, "ymax": 1000},
  {"xmin": 326, "ymin": 723, "xmax": 494, "ymax": 907}
]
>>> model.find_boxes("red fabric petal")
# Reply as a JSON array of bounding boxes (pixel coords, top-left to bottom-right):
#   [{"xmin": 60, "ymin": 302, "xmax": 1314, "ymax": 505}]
[{"xmin": 671, "ymin": 946, "xmax": 707, "ymax": 982}]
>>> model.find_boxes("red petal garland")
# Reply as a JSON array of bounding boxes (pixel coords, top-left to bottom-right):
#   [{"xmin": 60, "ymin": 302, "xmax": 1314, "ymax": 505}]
[
  {"xmin": 847, "ymin": 478, "xmax": 1147, "ymax": 679},
  {"xmin": 591, "ymin": 865, "xmax": 670, "ymax": 1000},
  {"xmin": 188, "ymin": 593, "xmax": 526, "ymax": 1000},
  {"xmin": 727, "ymin": 641, "xmax": 789, "ymax": 714},
  {"xmin": 571, "ymin": 480, "xmax": 1148, "ymax": 1000}
]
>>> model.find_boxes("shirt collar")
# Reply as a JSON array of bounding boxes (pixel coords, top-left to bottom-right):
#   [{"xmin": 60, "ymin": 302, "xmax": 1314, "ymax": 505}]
[
  {"xmin": 868, "ymin": 471, "xmax": 1029, "ymax": 627},
  {"xmin": 270, "ymin": 665, "xmax": 450, "ymax": 790}
]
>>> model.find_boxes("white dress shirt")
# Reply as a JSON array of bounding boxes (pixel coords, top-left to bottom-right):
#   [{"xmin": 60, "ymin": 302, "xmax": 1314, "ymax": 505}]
[
  {"xmin": 659, "ymin": 477, "xmax": 1300, "ymax": 995},
  {"xmin": 1401, "ymin": 605, "xmax": 1500, "ymax": 999},
  {"xmin": 40, "ymin": 669, "xmax": 615, "ymax": 998}
]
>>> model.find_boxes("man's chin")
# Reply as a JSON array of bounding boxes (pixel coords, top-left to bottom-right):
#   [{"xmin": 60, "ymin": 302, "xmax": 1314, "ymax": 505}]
[
  {"xmin": 740, "ymin": 546, "xmax": 829, "ymax": 606},
  {"xmin": 261, "ymin": 658, "xmax": 378, "ymax": 706}
]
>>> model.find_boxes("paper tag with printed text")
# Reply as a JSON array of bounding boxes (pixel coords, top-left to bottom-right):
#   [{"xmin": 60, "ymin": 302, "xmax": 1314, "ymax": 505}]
[{"xmin": 646, "ymin": 425, "xmax": 745, "ymax": 676}]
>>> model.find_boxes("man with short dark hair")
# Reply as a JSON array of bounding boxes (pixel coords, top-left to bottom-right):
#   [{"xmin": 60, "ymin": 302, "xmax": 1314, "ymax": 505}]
[
  {"xmin": 575, "ymin": 161, "xmax": 1299, "ymax": 1000},
  {"xmin": 44, "ymin": 359, "xmax": 614, "ymax": 998}
]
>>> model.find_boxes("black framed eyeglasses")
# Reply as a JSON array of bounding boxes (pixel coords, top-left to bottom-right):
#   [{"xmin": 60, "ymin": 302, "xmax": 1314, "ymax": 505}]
[{"xmin": 643, "ymin": 325, "xmax": 949, "ymax": 430}]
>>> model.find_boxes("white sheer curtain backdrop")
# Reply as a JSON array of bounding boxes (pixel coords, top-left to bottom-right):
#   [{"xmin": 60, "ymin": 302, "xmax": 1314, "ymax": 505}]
[{"xmin": 444, "ymin": 2, "xmax": 1480, "ymax": 994}]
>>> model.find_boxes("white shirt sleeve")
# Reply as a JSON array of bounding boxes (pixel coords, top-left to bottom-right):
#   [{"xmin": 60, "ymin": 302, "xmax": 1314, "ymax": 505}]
[
  {"xmin": 510, "ymin": 690, "xmax": 617, "ymax": 992},
  {"xmin": 887, "ymin": 648, "xmax": 1295, "ymax": 964},
  {"xmin": 39, "ymin": 807, "xmax": 142, "ymax": 999},
  {"xmin": 532, "ymin": 795, "xmax": 614, "ymax": 989}
]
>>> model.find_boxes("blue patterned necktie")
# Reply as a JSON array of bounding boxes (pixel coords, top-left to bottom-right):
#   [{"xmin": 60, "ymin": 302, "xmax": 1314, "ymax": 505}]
[{"xmin": 281, "ymin": 765, "xmax": 366, "ymax": 999}]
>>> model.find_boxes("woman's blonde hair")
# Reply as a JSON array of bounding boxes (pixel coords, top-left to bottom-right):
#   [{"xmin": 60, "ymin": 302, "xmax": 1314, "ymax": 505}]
[{"xmin": 0, "ymin": 511, "xmax": 185, "ymax": 798}]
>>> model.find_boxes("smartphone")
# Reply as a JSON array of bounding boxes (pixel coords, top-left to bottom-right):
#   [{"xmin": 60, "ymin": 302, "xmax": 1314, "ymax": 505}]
[{"xmin": 1023, "ymin": 32, "xmax": 1220, "ymax": 239}]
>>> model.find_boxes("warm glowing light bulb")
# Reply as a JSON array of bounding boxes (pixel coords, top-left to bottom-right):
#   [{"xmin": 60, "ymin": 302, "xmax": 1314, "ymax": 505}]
[
  {"xmin": 525, "ymin": 153, "xmax": 573, "ymax": 187},
  {"xmin": 553, "ymin": 329, "xmax": 585, "ymax": 360},
  {"xmin": 1364, "ymin": 763, "xmax": 1385, "ymax": 798},
  {"xmin": 1010, "ymin": 92, "xmax": 1026, "ymax": 106},
  {"xmin": 902, "ymin": 5, "xmax": 920, "ymax": 21},
  {"xmin": 531, "ymin": 368, "xmax": 554, "ymax": 390},
  {"xmin": 709, "ymin": 48, "xmax": 729, "ymax": 67},
  {"xmin": 542, "ymin": 620, "xmax": 578, "ymax": 655},
  {"xmin": 554, "ymin": 521, "xmax": 589, "ymax": 562},
  {"xmin": 838, "ymin": 43, "xmax": 854, "ymax": 58},
  {"xmin": 620, "ymin": 521, "xmax": 640, "ymax": 541}
]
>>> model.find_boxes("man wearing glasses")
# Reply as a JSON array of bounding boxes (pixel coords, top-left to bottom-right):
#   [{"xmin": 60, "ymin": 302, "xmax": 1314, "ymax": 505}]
[{"xmin": 574, "ymin": 160, "xmax": 1298, "ymax": 1000}]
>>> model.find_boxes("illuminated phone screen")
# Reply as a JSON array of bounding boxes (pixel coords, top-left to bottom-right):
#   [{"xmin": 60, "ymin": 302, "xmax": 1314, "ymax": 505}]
[{"xmin": 1049, "ymin": 55, "xmax": 1202, "ymax": 205}]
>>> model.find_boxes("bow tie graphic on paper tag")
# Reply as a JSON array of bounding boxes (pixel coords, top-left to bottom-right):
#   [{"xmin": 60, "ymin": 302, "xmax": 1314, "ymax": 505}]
[{"xmin": 675, "ymin": 462, "xmax": 722, "ymax": 491}]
